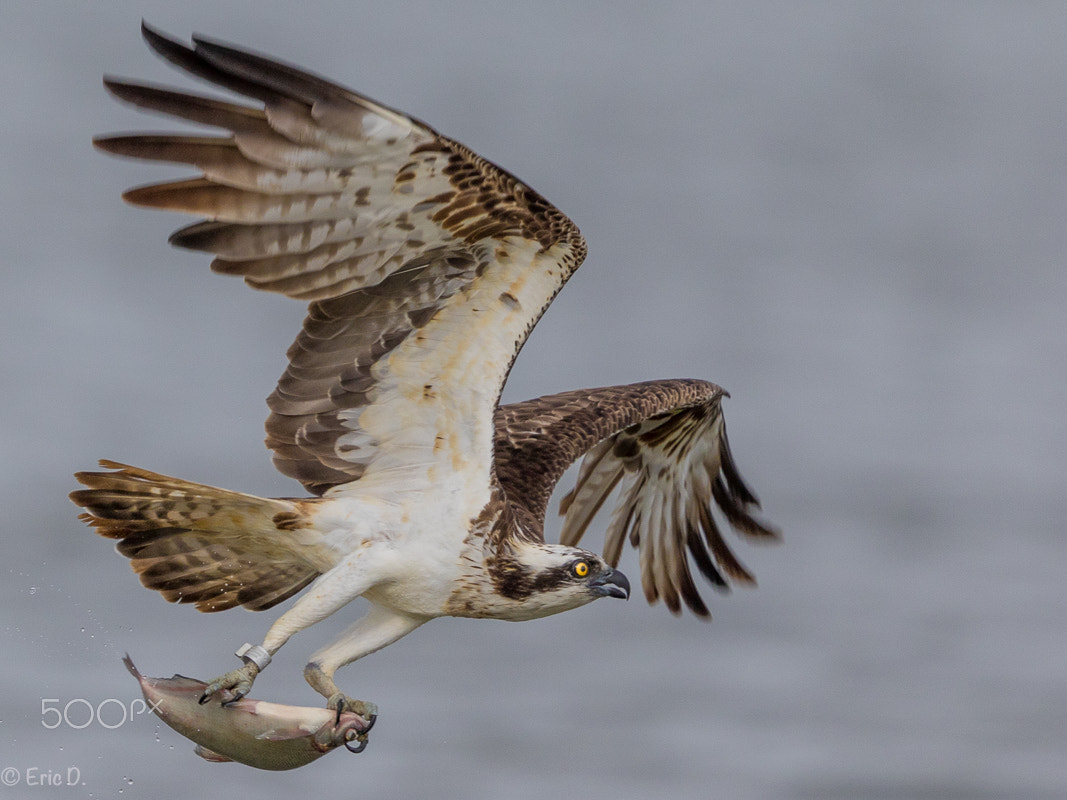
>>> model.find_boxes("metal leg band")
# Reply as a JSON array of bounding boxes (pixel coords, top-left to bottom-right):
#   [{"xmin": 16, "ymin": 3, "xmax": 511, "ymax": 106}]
[{"xmin": 235, "ymin": 643, "xmax": 271, "ymax": 671}]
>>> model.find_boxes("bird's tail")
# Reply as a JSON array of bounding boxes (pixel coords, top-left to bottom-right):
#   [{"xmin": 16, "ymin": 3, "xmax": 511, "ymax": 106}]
[{"xmin": 70, "ymin": 461, "xmax": 321, "ymax": 612}]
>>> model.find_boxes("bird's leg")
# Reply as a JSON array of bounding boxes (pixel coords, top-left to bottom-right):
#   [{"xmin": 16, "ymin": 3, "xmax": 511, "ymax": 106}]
[
  {"xmin": 304, "ymin": 605, "xmax": 428, "ymax": 729},
  {"xmin": 198, "ymin": 554, "xmax": 392, "ymax": 706}
]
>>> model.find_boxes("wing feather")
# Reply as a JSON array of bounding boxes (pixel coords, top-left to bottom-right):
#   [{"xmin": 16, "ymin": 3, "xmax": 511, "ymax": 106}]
[
  {"xmin": 494, "ymin": 379, "xmax": 778, "ymax": 618},
  {"xmin": 555, "ymin": 438, "xmax": 622, "ymax": 547},
  {"xmin": 101, "ymin": 80, "xmax": 272, "ymax": 133},
  {"xmin": 99, "ymin": 24, "xmax": 585, "ymax": 496}
]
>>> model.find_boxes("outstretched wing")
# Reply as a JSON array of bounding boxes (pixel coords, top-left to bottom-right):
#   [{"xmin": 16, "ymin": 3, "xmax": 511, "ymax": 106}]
[
  {"xmin": 98, "ymin": 23, "xmax": 586, "ymax": 496},
  {"xmin": 494, "ymin": 380, "xmax": 778, "ymax": 618}
]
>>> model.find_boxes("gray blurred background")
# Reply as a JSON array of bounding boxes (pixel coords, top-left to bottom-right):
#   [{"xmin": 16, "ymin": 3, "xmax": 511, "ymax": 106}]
[{"xmin": 2, "ymin": 2, "xmax": 1064, "ymax": 798}]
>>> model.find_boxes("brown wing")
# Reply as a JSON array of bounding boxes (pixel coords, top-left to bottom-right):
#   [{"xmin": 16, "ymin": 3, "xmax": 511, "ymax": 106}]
[
  {"xmin": 98, "ymin": 24, "xmax": 586, "ymax": 496},
  {"xmin": 494, "ymin": 379, "xmax": 778, "ymax": 617}
]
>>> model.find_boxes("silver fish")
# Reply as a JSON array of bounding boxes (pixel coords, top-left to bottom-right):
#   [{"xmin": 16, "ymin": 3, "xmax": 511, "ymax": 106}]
[{"xmin": 123, "ymin": 655, "xmax": 372, "ymax": 770}]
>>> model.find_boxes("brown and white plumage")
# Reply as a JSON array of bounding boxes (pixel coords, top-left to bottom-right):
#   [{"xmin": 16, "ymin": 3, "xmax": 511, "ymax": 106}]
[
  {"xmin": 97, "ymin": 25, "xmax": 584, "ymax": 500},
  {"xmin": 71, "ymin": 23, "xmax": 777, "ymax": 728},
  {"xmin": 497, "ymin": 380, "xmax": 777, "ymax": 618}
]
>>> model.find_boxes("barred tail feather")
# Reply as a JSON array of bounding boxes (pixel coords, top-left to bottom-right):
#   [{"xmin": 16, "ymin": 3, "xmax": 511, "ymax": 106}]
[{"xmin": 70, "ymin": 461, "xmax": 323, "ymax": 612}]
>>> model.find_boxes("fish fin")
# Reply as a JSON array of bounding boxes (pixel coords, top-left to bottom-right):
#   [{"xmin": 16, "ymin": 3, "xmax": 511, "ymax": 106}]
[
  {"xmin": 194, "ymin": 745, "xmax": 234, "ymax": 763},
  {"xmin": 155, "ymin": 674, "xmax": 209, "ymax": 693}
]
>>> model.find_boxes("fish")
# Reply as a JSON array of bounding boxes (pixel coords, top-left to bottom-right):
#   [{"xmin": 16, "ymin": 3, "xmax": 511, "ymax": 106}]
[{"xmin": 123, "ymin": 654, "xmax": 373, "ymax": 770}]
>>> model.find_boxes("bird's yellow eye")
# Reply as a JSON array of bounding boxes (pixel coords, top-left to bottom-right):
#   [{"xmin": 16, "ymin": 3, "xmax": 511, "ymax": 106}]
[{"xmin": 573, "ymin": 560, "xmax": 589, "ymax": 578}]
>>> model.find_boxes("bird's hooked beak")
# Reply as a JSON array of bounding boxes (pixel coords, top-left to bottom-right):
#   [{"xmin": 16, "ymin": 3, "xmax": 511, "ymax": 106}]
[{"xmin": 589, "ymin": 567, "xmax": 630, "ymax": 600}]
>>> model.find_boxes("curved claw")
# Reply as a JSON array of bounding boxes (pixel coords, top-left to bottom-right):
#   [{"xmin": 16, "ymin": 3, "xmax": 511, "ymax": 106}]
[
  {"xmin": 198, "ymin": 662, "xmax": 259, "ymax": 706},
  {"xmin": 344, "ymin": 732, "xmax": 369, "ymax": 754},
  {"xmin": 220, "ymin": 682, "xmax": 252, "ymax": 707},
  {"xmin": 340, "ymin": 714, "xmax": 376, "ymax": 753},
  {"xmin": 327, "ymin": 693, "xmax": 378, "ymax": 727},
  {"xmin": 336, "ymin": 701, "xmax": 376, "ymax": 754},
  {"xmin": 328, "ymin": 691, "xmax": 379, "ymax": 725}
]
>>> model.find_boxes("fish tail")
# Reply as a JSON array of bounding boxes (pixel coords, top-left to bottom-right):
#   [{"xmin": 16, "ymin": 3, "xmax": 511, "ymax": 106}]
[{"xmin": 121, "ymin": 653, "xmax": 140, "ymax": 679}]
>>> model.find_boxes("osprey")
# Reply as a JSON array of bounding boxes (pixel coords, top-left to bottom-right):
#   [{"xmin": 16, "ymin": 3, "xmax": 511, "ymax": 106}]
[{"xmin": 72, "ymin": 24, "xmax": 778, "ymax": 734}]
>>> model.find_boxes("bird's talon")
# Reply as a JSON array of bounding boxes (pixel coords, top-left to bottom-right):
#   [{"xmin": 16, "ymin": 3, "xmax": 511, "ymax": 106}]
[
  {"xmin": 327, "ymin": 693, "xmax": 377, "ymax": 727},
  {"xmin": 220, "ymin": 684, "xmax": 249, "ymax": 707},
  {"xmin": 329, "ymin": 693, "xmax": 376, "ymax": 752},
  {"xmin": 344, "ymin": 733, "xmax": 369, "ymax": 754},
  {"xmin": 342, "ymin": 727, "xmax": 370, "ymax": 753},
  {"xmin": 199, "ymin": 663, "xmax": 259, "ymax": 706}
]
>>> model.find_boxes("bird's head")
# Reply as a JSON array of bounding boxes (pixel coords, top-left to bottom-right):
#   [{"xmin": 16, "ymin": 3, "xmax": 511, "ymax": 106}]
[{"xmin": 490, "ymin": 542, "xmax": 631, "ymax": 620}]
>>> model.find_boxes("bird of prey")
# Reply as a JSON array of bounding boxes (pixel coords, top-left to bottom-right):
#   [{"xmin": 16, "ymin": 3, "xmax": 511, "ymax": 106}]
[{"xmin": 71, "ymin": 23, "xmax": 778, "ymax": 734}]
